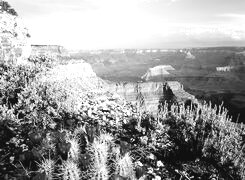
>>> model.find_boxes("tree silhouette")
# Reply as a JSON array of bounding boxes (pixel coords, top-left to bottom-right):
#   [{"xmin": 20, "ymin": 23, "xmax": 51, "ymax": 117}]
[
  {"xmin": 158, "ymin": 82, "xmax": 176, "ymax": 110},
  {"xmin": 0, "ymin": 1, "xmax": 18, "ymax": 16}
]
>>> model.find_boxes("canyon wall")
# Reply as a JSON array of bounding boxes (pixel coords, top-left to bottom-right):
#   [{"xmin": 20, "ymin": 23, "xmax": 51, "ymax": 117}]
[
  {"xmin": 141, "ymin": 65, "xmax": 175, "ymax": 81},
  {"xmin": 31, "ymin": 45, "xmax": 68, "ymax": 58},
  {"xmin": 41, "ymin": 60, "xmax": 106, "ymax": 93},
  {"xmin": 107, "ymin": 81, "xmax": 196, "ymax": 114},
  {"xmin": 216, "ymin": 66, "xmax": 234, "ymax": 72}
]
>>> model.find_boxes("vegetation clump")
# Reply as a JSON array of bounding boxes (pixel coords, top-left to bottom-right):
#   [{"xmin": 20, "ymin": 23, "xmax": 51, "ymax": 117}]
[
  {"xmin": 0, "ymin": 57, "xmax": 245, "ymax": 180},
  {"xmin": 0, "ymin": 1, "xmax": 18, "ymax": 16}
]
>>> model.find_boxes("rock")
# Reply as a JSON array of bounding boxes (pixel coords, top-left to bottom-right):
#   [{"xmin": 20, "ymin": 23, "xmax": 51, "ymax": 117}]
[
  {"xmin": 39, "ymin": 61, "xmax": 106, "ymax": 95},
  {"xmin": 107, "ymin": 81, "xmax": 196, "ymax": 114},
  {"xmin": 31, "ymin": 45, "xmax": 67, "ymax": 59},
  {"xmin": 141, "ymin": 65, "xmax": 175, "ymax": 81},
  {"xmin": 0, "ymin": 11, "xmax": 31, "ymax": 64},
  {"xmin": 181, "ymin": 55, "xmax": 202, "ymax": 72}
]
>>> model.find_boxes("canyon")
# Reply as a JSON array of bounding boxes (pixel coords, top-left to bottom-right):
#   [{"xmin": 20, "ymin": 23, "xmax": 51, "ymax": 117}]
[
  {"xmin": 107, "ymin": 81, "xmax": 196, "ymax": 114},
  {"xmin": 2, "ymin": 2, "xmax": 245, "ymax": 179},
  {"xmin": 31, "ymin": 45, "xmax": 68, "ymax": 59},
  {"xmin": 79, "ymin": 48, "xmax": 245, "ymax": 122},
  {"xmin": 29, "ymin": 45, "xmax": 245, "ymax": 121},
  {"xmin": 141, "ymin": 65, "xmax": 175, "ymax": 81}
]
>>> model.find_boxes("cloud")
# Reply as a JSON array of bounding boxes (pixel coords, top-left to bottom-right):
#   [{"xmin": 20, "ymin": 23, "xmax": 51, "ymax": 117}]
[
  {"xmin": 168, "ymin": 0, "xmax": 181, "ymax": 4},
  {"xmin": 8, "ymin": 0, "xmax": 245, "ymax": 49},
  {"xmin": 218, "ymin": 13, "xmax": 245, "ymax": 19}
]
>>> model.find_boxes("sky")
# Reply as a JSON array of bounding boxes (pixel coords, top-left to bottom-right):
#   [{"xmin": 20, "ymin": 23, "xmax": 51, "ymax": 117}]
[{"xmin": 7, "ymin": 0, "xmax": 245, "ymax": 49}]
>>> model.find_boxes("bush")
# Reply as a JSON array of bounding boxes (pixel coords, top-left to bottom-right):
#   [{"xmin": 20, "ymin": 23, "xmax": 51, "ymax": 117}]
[
  {"xmin": 1, "ymin": 58, "xmax": 245, "ymax": 180},
  {"xmin": 155, "ymin": 102, "xmax": 245, "ymax": 179},
  {"xmin": 0, "ymin": 1, "xmax": 18, "ymax": 16}
]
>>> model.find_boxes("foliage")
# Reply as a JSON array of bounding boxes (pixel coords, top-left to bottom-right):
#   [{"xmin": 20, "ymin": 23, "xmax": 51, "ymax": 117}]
[
  {"xmin": 0, "ymin": 63, "xmax": 40, "ymax": 108},
  {"xmin": 1, "ymin": 58, "xmax": 245, "ymax": 180},
  {"xmin": 28, "ymin": 55, "xmax": 55, "ymax": 69},
  {"xmin": 157, "ymin": 102, "xmax": 245, "ymax": 179},
  {"xmin": 0, "ymin": 1, "xmax": 18, "ymax": 16}
]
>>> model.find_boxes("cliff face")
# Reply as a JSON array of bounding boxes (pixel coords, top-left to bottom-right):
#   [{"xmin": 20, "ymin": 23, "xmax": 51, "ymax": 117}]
[
  {"xmin": 216, "ymin": 66, "xmax": 234, "ymax": 72},
  {"xmin": 0, "ymin": 11, "xmax": 31, "ymax": 64},
  {"xmin": 107, "ymin": 81, "xmax": 196, "ymax": 114},
  {"xmin": 141, "ymin": 65, "xmax": 175, "ymax": 81},
  {"xmin": 31, "ymin": 45, "xmax": 68, "ymax": 58},
  {"xmin": 39, "ymin": 59, "xmax": 196, "ymax": 114},
  {"xmin": 41, "ymin": 60, "xmax": 106, "ymax": 93}
]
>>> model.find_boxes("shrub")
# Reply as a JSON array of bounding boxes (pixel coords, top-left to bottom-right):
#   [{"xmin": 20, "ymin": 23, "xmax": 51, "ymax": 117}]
[
  {"xmin": 155, "ymin": 102, "xmax": 245, "ymax": 179},
  {"xmin": 0, "ymin": 63, "xmax": 40, "ymax": 108},
  {"xmin": 1, "ymin": 57, "xmax": 245, "ymax": 180},
  {"xmin": 0, "ymin": 1, "xmax": 18, "ymax": 16}
]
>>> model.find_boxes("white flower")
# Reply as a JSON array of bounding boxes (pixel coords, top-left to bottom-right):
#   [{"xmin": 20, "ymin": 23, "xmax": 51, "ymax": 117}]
[
  {"xmin": 135, "ymin": 161, "xmax": 143, "ymax": 167},
  {"xmin": 154, "ymin": 175, "xmax": 161, "ymax": 180},
  {"xmin": 148, "ymin": 153, "xmax": 155, "ymax": 160},
  {"xmin": 87, "ymin": 109, "xmax": 92, "ymax": 117},
  {"xmin": 147, "ymin": 167, "xmax": 153, "ymax": 174},
  {"xmin": 157, "ymin": 160, "xmax": 164, "ymax": 167}
]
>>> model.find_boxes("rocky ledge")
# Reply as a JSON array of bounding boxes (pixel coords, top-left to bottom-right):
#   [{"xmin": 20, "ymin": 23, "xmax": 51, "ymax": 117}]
[{"xmin": 107, "ymin": 81, "xmax": 197, "ymax": 114}]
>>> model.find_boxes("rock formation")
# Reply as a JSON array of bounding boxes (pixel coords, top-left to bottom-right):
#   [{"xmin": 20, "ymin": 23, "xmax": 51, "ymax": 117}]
[
  {"xmin": 141, "ymin": 65, "xmax": 175, "ymax": 81},
  {"xmin": 39, "ymin": 60, "xmax": 138, "ymax": 124},
  {"xmin": 31, "ymin": 45, "xmax": 68, "ymax": 59},
  {"xmin": 185, "ymin": 51, "xmax": 195, "ymax": 59},
  {"xmin": 0, "ymin": 8, "xmax": 31, "ymax": 64},
  {"xmin": 216, "ymin": 66, "xmax": 234, "ymax": 72},
  {"xmin": 180, "ymin": 55, "xmax": 202, "ymax": 73},
  {"xmin": 107, "ymin": 81, "xmax": 196, "ymax": 114},
  {"xmin": 41, "ymin": 60, "xmax": 106, "ymax": 93},
  {"xmin": 40, "ymin": 60, "xmax": 196, "ymax": 115},
  {"xmin": 220, "ymin": 53, "xmax": 245, "ymax": 73}
]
